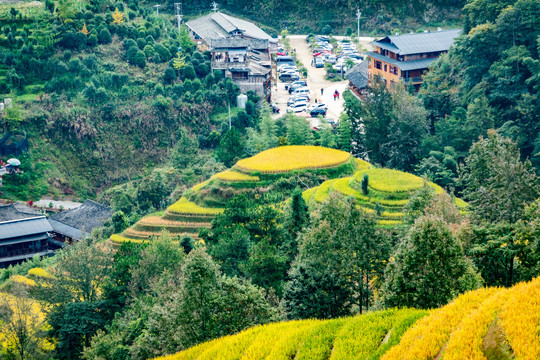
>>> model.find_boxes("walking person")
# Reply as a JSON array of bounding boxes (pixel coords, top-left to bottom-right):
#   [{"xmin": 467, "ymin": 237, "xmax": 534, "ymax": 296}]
[
  {"xmin": 321, "ymin": 88, "xmax": 324, "ymax": 96},
  {"xmin": 333, "ymin": 93, "xmax": 337, "ymax": 101},
  {"xmin": 337, "ymin": 91, "xmax": 340, "ymax": 99}
]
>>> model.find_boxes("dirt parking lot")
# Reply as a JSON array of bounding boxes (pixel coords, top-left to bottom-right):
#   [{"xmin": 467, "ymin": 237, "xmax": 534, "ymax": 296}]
[{"xmin": 272, "ymin": 35, "xmax": 374, "ymax": 122}]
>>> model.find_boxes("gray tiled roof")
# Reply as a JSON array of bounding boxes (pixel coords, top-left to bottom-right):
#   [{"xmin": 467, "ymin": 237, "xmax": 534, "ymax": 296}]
[
  {"xmin": 209, "ymin": 37, "xmax": 269, "ymax": 50},
  {"xmin": 371, "ymin": 29, "xmax": 460, "ymax": 55},
  {"xmin": 366, "ymin": 51, "xmax": 439, "ymax": 71},
  {"xmin": 187, "ymin": 12, "xmax": 276, "ymax": 43},
  {"xmin": 346, "ymin": 61, "xmax": 368, "ymax": 89},
  {"xmin": 249, "ymin": 62, "xmax": 271, "ymax": 75},
  {"xmin": 0, "ymin": 203, "xmax": 41, "ymax": 222},
  {"xmin": 0, "ymin": 216, "xmax": 52, "ymax": 240},
  {"xmin": 49, "ymin": 200, "xmax": 111, "ymax": 238},
  {"xmin": 48, "ymin": 219, "xmax": 83, "ymax": 241}
]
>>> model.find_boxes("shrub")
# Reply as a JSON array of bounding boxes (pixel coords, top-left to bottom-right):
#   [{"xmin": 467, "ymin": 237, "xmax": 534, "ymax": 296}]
[
  {"xmin": 98, "ymin": 28, "xmax": 112, "ymax": 44},
  {"xmin": 133, "ymin": 50, "xmax": 146, "ymax": 68}
]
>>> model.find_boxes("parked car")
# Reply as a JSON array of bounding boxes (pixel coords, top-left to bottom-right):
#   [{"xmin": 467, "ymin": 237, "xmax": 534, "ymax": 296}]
[
  {"xmin": 288, "ymin": 81, "xmax": 308, "ymax": 94},
  {"xmin": 278, "ymin": 64, "xmax": 297, "ymax": 72},
  {"xmin": 279, "ymin": 73, "xmax": 300, "ymax": 82},
  {"xmin": 288, "ymin": 95, "xmax": 310, "ymax": 106},
  {"xmin": 348, "ymin": 53, "xmax": 364, "ymax": 60},
  {"xmin": 291, "ymin": 86, "xmax": 310, "ymax": 97},
  {"xmin": 325, "ymin": 55, "xmax": 337, "ymax": 64},
  {"xmin": 287, "ymin": 101, "xmax": 309, "ymax": 113},
  {"xmin": 310, "ymin": 108, "xmax": 327, "ymax": 117},
  {"xmin": 309, "ymin": 103, "xmax": 328, "ymax": 112},
  {"xmin": 285, "ymin": 80, "xmax": 307, "ymax": 91},
  {"xmin": 333, "ymin": 64, "xmax": 348, "ymax": 72},
  {"xmin": 277, "ymin": 56, "xmax": 295, "ymax": 67},
  {"xmin": 314, "ymin": 57, "xmax": 324, "ymax": 68}
]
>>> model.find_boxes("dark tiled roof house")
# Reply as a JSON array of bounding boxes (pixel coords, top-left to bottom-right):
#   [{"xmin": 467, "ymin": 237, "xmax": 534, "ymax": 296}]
[
  {"xmin": 49, "ymin": 200, "xmax": 112, "ymax": 242},
  {"xmin": 0, "ymin": 203, "xmax": 56, "ymax": 268}
]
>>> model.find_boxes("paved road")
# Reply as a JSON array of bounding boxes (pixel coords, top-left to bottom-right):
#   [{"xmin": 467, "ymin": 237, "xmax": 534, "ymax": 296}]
[{"xmin": 272, "ymin": 35, "xmax": 374, "ymax": 121}]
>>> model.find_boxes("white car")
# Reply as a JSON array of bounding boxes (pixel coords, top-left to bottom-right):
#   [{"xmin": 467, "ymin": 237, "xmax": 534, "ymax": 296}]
[
  {"xmin": 287, "ymin": 101, "xmax": 309, "ymax": 113},
  {"xmin": 278, "ymin": 64, "xmax": 298, "ymax": 72},
  {"xmin": 333, "ymin": 64, "xmax": 348, "ymax": 72},
  {"xmin": 288, "ymin": 96, "xmax": 310, "ymax": 106},
  {"xmin": 309, "ymin": 103, "xmax": 328, "ymax": 112},
  {"xmin": 292, "ymin": 86, "xmax": 310, "ymax": 96}
]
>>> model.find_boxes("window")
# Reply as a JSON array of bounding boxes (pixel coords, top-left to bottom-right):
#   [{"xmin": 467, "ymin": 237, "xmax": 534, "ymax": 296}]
[
  {"xmin": 384, "ymin": 64, "xmax": 387, "ymax": 72},
  {"xmin": 375, "ymin": 61, "xmax": 382, "ymax": 70}
]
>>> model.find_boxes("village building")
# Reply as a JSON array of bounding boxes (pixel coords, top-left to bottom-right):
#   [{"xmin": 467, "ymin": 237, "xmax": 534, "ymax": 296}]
[
  {"xmin": 209, "ymin": 38, "xmax": 272, "ymax": 101},
  {"xmin": 48, "ymin": 200, "xmax": 112, "ymax": 243},
  {"xmin": 186, "ymin": 12, "xmax": 278, "ymax": 53},
  {"xmin": 186, "ymin": 12, "xmax": 276, "ymax": 102},
  {"xmin": 366, "ymin": 29, "xmax": 460, "ymax": 91},
  {"xmin": 346, "ymin": 61, "xmax": 369, "ymax": 99},
  {"xmin": 0, "ymin": 203, "xmax": 57, "ymax": 268}
]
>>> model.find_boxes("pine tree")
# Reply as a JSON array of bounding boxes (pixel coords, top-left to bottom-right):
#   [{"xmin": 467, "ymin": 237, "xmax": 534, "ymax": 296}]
[
  {"xmin": 361, "ymin": 174, "xmax": 369, "ymax": 195},
  {"xmin": 281, "ymin": 191, "xmax": 309, "ymax": 262},
  {"xmin": 337, "ymin": 113, "xmax": 352, "ymax": 152},
  {"xmin": 112, "ymin": 8, "xmax": 125, "ymax": 24},
  {"xmin": 80, "ymin": 23, "xmax": 89, "ymax": 35}
]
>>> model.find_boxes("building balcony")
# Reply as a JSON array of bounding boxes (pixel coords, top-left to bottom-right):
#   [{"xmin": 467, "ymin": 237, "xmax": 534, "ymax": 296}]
[
  {"xmin": 402, "ymin": 77, "xmax": 424, "ymax": 83},
  {"xmin": 211, "ymin": 60, "xmax": 249, "ymax": 70}
]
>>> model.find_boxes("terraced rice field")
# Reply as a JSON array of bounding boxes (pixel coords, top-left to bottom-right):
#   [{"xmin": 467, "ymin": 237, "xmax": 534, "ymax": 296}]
[
  {"xmin": 111, "ymin": 146, "xmax": 463, "ymax": 244},
  {"xmin": 110, "ymin": 146, "xmax": 360, "ymax": 245},
  {"xmin": 304, "ymin": 168, "xmax": 465, "ymax": 225},
  {"xmin": 154, "ymin": 276, "xmax": 540, "ymax": 360},
  {"xmin": 235, "ymin": 146, "xmax": 352, "ymax": 173}
]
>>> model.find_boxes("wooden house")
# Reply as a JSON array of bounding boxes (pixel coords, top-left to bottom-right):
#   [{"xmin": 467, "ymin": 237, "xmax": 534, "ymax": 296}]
[{"xmin": 366, "ymin": 29, "xmax": 460, "ymax": 91}]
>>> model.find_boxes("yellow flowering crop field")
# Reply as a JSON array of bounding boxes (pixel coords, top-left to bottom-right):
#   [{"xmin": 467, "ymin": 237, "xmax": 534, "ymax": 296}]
[
  {"xmin": 212, "ymin": 170, "xmax": 260, "ymax": 182},
  {"xmin": 235, "ymin": 146, "xmax": 351, "ymax": 173},
  {"xmin": 167, "ymin": 197, "xmax": 224, "ymax": 215}
]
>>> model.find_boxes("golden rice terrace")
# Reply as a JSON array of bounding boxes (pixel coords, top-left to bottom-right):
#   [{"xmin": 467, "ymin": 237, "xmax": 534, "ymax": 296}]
[{"xmin": 110, "ymin": 146, "xmax": 466, "ymax": 244}]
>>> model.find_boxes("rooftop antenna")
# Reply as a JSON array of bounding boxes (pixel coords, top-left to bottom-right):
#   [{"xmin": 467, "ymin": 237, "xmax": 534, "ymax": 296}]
[
  {"xmin": 211, "ymin": 1, "xmax": 218, "ymax": 13},
  {"xmin": 153, "ymin": 4, "xmax": 161, "ymax": 16},
  {"xmin": 174, "ymin": 2, "xmax": 183, "ymax": 33}
]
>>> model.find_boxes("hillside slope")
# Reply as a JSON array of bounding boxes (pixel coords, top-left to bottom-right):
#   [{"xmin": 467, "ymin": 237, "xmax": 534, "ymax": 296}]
[{"xmin": 155, "ymin": 276, "xmax": 540, "ymax": 360}]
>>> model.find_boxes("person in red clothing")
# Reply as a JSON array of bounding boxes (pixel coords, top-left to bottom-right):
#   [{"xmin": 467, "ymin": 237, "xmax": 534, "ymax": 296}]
[{"xmin": 333, "ymin": 93, "xmax": 337, "ymax": 101}]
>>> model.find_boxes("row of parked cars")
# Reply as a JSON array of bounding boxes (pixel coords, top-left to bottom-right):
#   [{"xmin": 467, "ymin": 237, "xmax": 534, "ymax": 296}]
[
  {"xmin": 275, "ymin": 50, "xmax": 328, "ymax": 118},
  {"xmin": 309, "ymin": 35, "xmax": 364, "ymax": 73},
  {"xmin": 285, "ymin": 80, "xmax": 328, "ymax": 116}
]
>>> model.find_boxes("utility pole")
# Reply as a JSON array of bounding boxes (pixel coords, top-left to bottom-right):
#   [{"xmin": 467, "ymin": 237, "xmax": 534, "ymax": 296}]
[
  {"xmin": 153, "ymin": 4, "xmax": 161, "ymax": 16},
  {"xmin": 174, "ymin": 2, "xmax": 183, "ymax": 33},
  {"xmin": 211, "ymin": 1, "xmax": 218, "ymax": 13},
  {"xmin": 356, "ymin": 8, "xmax": 361, "ymax": 40}
]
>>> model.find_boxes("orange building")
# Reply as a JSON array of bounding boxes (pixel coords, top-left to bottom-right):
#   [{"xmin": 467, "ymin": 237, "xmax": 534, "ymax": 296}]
[{"xmin": 366, "ymin": 29, "xmax": 460, "ymax": 91}]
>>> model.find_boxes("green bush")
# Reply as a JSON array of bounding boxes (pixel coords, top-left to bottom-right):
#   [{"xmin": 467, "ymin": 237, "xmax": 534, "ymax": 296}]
[{"xmin": 98, "ymin": 28, "xmax": 112, "ymax": 44}]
